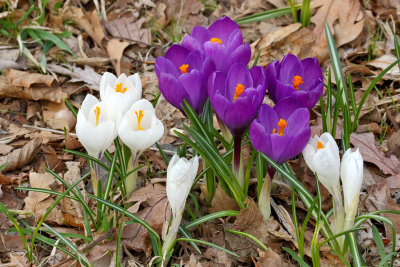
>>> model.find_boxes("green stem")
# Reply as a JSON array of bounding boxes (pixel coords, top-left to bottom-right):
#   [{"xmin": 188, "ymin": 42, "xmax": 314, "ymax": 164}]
[
  {"xmin": 161, "ymin": 210, "xmax": 183, "ymax": 265},
  {"xmin": 125, "ymin": 151, "xmax": 140, "ymax": 196}
]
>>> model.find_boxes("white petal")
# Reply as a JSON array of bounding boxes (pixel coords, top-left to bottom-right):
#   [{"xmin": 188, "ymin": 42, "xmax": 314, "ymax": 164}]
[
  {"xmin": 302, "ymin": 142, "xmax": 317, "ymax": 172},
  {"xmin": 81, "ymin": 94, "xmax": 99, "ymax": 118},
  {"xmin": 311, "ymin": 148, "xmax": 340, "ymax": 195},
  {"xmin": 128, "ymin": 73, "xmax": 142, "ymax": 101},
  {"xmin": 100, "ymin": 72, "xmax": 117, "ymax": 100},
  {"xmin": 130, "ymin": 99, "xmax": 155, "ymax": 112},
  {"xmin": 341, "ymin": 148, "xmax": 363, "ymax": 211}
]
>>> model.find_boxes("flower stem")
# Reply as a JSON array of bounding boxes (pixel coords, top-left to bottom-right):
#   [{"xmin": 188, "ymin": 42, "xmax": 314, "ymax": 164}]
[
  {"xmin": 258, "ymin": 175, "xmax": 272, "ymax": 221},
  {"xmin": 125, "ymin": 151, "xmax": 139, "ymax": 196},
  {"xmin": 90, "ymin": 162, "xmax": 100, "ymax": 196},
  {"xmin": 161, "ymin": 210, "xmax": 183, "ymax": 266},
  {"xmin": 332, "ymin": 188, "xmax": 345, "ymax": 250},
  {"xmin": 233, "ymin": 135, "xmax": 244, "ymax": 189}
]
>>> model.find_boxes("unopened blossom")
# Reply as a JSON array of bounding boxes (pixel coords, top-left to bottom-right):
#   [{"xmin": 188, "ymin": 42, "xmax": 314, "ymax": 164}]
[
  {"xmin": 76, "ymin": 94, "xmax": 115, "ymax": 158},
  {"xmin": 266, "ymin": 54, "xmax": 323, "ymax": 109},
  {"xmin": 302, "ymin": 132, "xmax": 340, "ymax": 196},
  {"xmin": 250, "ymin": 97, "xmax": 311, "ymax": 165},
  {"xmin": 209, "ymin": 63, "xmax": 267, "ymax": 137},
  {"xmin": 99, "ymin": 72, "xmax": 142, "ymax": 125},
  {"xmin": 181, "ymin": 16, "xmax": 251, "ymax": 74},
  {"xmin": 341, "ymin": 148, "xmax": 363, "ymax": 212},
  {"xmin": 155, "ymin": 45, "xmax": 215, "ymax": 114}
]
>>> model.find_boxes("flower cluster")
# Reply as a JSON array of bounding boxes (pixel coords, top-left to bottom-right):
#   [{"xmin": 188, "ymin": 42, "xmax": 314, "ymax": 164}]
[{"xmin": 76, "ymin": 72, "xmax": 164, "ymax": 194}]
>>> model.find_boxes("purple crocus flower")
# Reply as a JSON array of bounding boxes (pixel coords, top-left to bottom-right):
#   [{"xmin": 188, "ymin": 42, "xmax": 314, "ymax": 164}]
[
  {"xmin": 209, "ymin": 63, "xmax": 267, "ymax": 137},
  {"xmin": 155, "ymin": 44, "xmax": 215, "ymax": 115},
  {"xmin": 266, "ymin": 54, "xmax": 323, "ymax": 109},
  {"xmin": 250, "ymin": 97, "xmax": 311, "ymax": 166},
  {"xmin": 181, "ymin": 16, "xmax": 251, "ymax": 74}
]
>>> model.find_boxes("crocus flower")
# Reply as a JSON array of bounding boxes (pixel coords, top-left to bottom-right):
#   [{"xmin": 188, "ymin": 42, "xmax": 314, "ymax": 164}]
[
  {"xmin": 250, "ymin": 97, "xmax": 311, "ymax": 165},
  {"xmin": 99, "ymin": 72, "xmax": 142, "ymax": 125},
  {"xmin": 155, "ymin": 45, "xmax": 215, "ymax": 114},
  {"xmin": 209, "ymin": 63, "xmax": 267, "ymax": 137},
  {"xmin": 181, "ymin": 16, "xmax": 251, "ymax": 74},
  {"xmin": 118, "ymin": 99, "xmax": 164, "ymax": 156},
  {"xmin": 163, "ymin": 154, "xmax": 199, "ymax": 262},
  {"xmin": 266, "ymin": 54, "xmax": 323, "ymax": 109},
  {"xmin": 76, "ymin": 94, "xmax": 115, "ymax": 159},
  {"xmin": 302, "ymin": 132, "xmax": 340, "ymax": 196},
  {"xmin": 341, "ymin": 148, "xmax": 363, "ymax": 213}
]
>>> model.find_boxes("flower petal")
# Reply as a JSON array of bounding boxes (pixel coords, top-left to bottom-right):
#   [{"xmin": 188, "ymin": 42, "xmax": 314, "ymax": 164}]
[
  {"xmin": 278, "ymin": 54, "xmax": 304, "ymax": 85},
  {"xmin": 208, "ymin": 16, "xmax": 240, "ymax": 45},
  {"xmin": 165, "ymin": 44, "xmax": 190, "ymax": 69},
  {"xmin": 225, "ymin": 63, "xmax": 253, "ymax": 101},
  {"xmin": 158, "ymin": 73, "xmax": 189, "ymax": 111},
  {"xmin": 100, "ymin": 72, "xmax": 117, "ymax": 100}
]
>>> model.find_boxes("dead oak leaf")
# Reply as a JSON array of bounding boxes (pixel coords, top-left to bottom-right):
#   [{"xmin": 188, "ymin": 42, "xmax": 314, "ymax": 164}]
[
  {"xmin": 5, "ymin": 69, "xmax": 56, "ymax": 88},
  {"xmin": 350, "ymin": 133, "xmax": 400, "ymax": 175},
  {"xmin": 105, "ymin": 17, "xmax": 151, "ymax": 46},
  {"xmin": 42, "ymin": 101, "xmax": 76, "ymax": 131},
  {"xmin": 123, "ymin": 183, "xmax": 171, "ymax": 256},
  {"xmin": 69, "ymin": 65, "xmax": 102, "ymax": 91},
  {"xmin": 107, "ymin": 38, "xmax": 129, "ymax": 77},
  {"xmin": 0, "ymin": 138, "xmax": 42, "ymax": 172}
]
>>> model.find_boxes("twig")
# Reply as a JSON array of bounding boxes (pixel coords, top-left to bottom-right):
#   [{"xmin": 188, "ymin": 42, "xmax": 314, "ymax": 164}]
[{"xmin": 22, "ymin": 124, "xmax": 77, "ymax": 137}]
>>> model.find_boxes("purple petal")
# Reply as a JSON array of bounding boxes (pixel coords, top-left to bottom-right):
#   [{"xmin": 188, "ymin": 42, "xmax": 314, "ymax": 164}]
[
  {"xmin": 223, "ymin": 95, "xmax": 257, "ymax": 135},
  {"xmin": 179, "ymin": 70, "xmax": 205, "ymax": 114},
  {"xmin": 226, "ymin": 29, "xmax": 243, "ymax": 53},
  {"xmin": 155, "ymin": 57, "xmax": 180, "ymax": 78},
  {"xmin": 250, "ymin": 65, "xmax": 267, "ymax": 89},
  {"xmin": 290, "ymin": 80, "xmax": 323, "ymax": 109},
  {"xmin": 191, "ymin": 26, "xmax": 212, "ymax": 45},
  {"xmin": 182, "ymin": 35, "xmax": 203, "ymax": 52},
  {"xmin": 204, "ymin": 41, "xmax": 227, "ymax": 73},
  {"xmin": 165, "ymin": 44, "xmax": 190, "ymax": 69},
  {"xmin": 278, "ymin": 54, "xmax": 304, "ymax": 85},
  {"xmin": 158, "ymin": 73, "xmax": 189, "ymax": 110},
  {"xmin": 225, "ymin": 63, "xmax": 253, "ymax": 101},
  {"xmin": 202, "ymin": 57, "xmax": 216, "ymax": 93},
  {"xmin": 210, "ymin": 92, "xmax": 230, "ymax": 122},
  {"xmin": 270, "ymin": 134, "xmax": 293, "ymax": 164},
  {"xmin": 273, "ymin": 97, "xmax": 303, "ymax": 120},
  {"xmin": 284, "ymin": 108, "xmax": 310, "ymax": 136},
  {"xmin": 280, "ymin": 126, "xmax": 311, "ymax": 163},
  {"xmin": 208, "ymin": 16, "xmax": 240, "ymax": 45},
  {"xmin": 227, "ymin": 43, "xmax": 251, "ymax": 70},
  {"xmin": 274, "ymin": 80, "xmax": 296, "ymax": 103},
  {"xmin": 256, "ymin": 104, "xmax": 278, "ymax": 136},
  {"xmin": 208, "ymin": 71, "xmax": 226, "ymax": 98},
  {"xmin": 250, "ymin": 120, "xmax": 272, "ymax": 155},
  {"xmin": 185, "ymin": 50, "xmax": 203, "ymax": 71},
  {"xmin": 301, "ymin": 57, "xmax": 323, "ymax": 85},
  {"xmin": 266, "ymin": 60, "xmax": 279, "ymax": 103}
]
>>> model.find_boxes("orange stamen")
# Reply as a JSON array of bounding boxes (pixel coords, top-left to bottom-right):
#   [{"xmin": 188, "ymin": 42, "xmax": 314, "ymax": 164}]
[
  {"xmin": 135, "ymin": 110, "xmax": 144, "ymax": 130},
  {"xmin": 210, "ymin": 37, "xmax": 222, "ymax": 45},
  {"xmin": 94, "ymin": 106, "xmax": 100, "ymax": 126},
  {"xmin": 272, "ymin": 128, "xmax": 276, "ymax": 134},
  {"xmin": 233, "ymin": 83, "xmax": 245, "ymax": 101},
  {"xmin": 277, "ymin": 119, "xmax": 287, "ymax": 136},
  {"xmin": 115, "ymin": 83, "xmax": 127, "ymax": 93},
  {"xmin": 317, "ymin": 141, "xmax": 324, "ymax": 150},
  {"xmin": 292, "ymin": 75, "xmax": 304, "ymax": 90},
  {"xmin": 179, "ymin": 64, "xmax": 189, "ymax": 74}
]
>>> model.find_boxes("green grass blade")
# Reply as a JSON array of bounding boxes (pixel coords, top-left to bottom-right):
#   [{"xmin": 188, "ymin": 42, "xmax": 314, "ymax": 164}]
[
  {"xmin": 185, "ymin": 210, "xmax": 239, "ymax": 229},
  {"xmin": 372, "ymin": 224, "xmax": 388, "ymax": 267},
  {"xmin": 394, "ymin": 34, "xmax": 400, "ymax": 71},
  {"xmin": 282, "ymin": 247, "xmax": 310, "ymax": 267},
  {"xmin": 226, "ymin": 229, "xmax": 268, "ymax": 251},
  {"xmin": 34, "ymin": 29, "xmax": 74, "ymax": 55},
  {"xmin": 176, "ymin": 238, "xmax": 239, "ymax": 257},
  {"xmin": 236, "ymin": 6, "xmax": 300, "ymax": 24},
  {"xmin": 300, "ymin": 0, "xmax": 311, "ymax": 27},
  {"xmin": 178, "ymin": 226, "xmax": 201, "ymax": 254}
]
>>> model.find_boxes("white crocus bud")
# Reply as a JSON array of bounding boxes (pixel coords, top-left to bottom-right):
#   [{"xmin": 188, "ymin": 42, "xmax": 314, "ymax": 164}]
[
  {"xmin": 118, "ymin": 99, "xmax": 164, "ymax": 156},
  {"xmin": 302, "ymin": 132, "xmax": 340, "ymax": 196},
  {"xmin": 76, "ymin": 94, "xmax": 115, "ymax": 159},
  {"xmin": 118, "ymin": 99, "xmax": 164, "ymax": 194},
  {"xmin": 166, "ymin": 154, "xmax": 199, "ymax": 217},
  {"xmin": 162, "ymin": 154, "xmax": 199, "ymax": 263},
  {"xmin": 100, "ymin": 72, "xmax": 142, "ymax": 128},
  {"xmin": 341, "ymin": 148, "xmax": 363, "ymax": 213}
]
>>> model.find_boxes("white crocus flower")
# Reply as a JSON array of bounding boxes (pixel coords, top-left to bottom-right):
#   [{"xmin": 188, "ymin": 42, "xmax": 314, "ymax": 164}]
[
  {"xmin": 341, "ymin": 148, "xmax": 363, "ymax": 213},
  {"xmin": 162, "ymin": 154, "xmax": 199, "ymax": 263},
  {"xmin": 302, "ymin": 132, "xmax": 340, "ymax": 196},
  {"xmin": 118, "ymin": 99, "xmax": 164, "ymax": 194},
  {"xmin": 100, "ymin": 72, "xmax": 142, "ymax": 127},
  {"xmin": 76, "ymin": 94, "xmax": 115, "ymax": 159}
]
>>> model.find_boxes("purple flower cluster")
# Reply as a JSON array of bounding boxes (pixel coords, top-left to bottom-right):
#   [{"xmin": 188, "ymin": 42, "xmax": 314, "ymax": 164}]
[{"xmin": 155, "ymin": 16, "xmax": 324, "ymax": 167}]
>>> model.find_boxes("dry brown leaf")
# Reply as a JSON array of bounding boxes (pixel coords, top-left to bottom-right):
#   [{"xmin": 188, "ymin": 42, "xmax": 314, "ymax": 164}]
[
  {"xmin": 367, "ymin": 54, "xmax": 400, "ymax": 81},
  {"xmin": 388, "ymin": 130, "xmax": 400, "ymax": 158},
  {"xmin": 161, "ymin": 0, "xmax": 204, "ymax": 26},
  {"xmin": 0, "ymin": 76, "xmax": 67, "ymax": 103},
  {"xmin": 5, "ymin": 69, "xmax": 56, "ymax": 88},
  {"xmin": 350, "ymin": 133, "xmax": 400, "ymax": 175},
  {"xmin": 0, "ymin": 143, "xmax": 13, "ymax": 155},
  {"xmin": 24, "ymin": 171, "xmax": 63, "ymax": 224},
  {"xmin": 105, "ymin": 17, "xmax": 151, "ymax": 46},
  {"xmin": 123, "ymin": 183, "xmax": 170, "ymax": 255},
  {"xmin": 42, "ymin": 101, "xmax": 76, "ymax": 131},
  {"xmin": 0, "ymin": 138, "xmax": 42, "ymax": 172},
  {"xmin": 69, "ymin": 65, "xmax": 102, "ymax": 91},
  {"xmin": 255, "ymin": 248, "xmax": 291, "ymax": 267},
  {"xmin": 209, "ymin": 184, "xmax": 240, "ymax": 213},
  {"xmin": 107, "ymin": 39, "xmax": 130, "ymax": 76},
  {"xmin": 386, "ymin": 174, "xmax": 400, "ymax": 189}
]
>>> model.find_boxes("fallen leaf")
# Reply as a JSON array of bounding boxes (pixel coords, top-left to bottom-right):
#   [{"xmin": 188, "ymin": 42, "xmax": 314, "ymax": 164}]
[
  {"xmin": 123, "ymin": 183, "xmax": 171, "ymax": 255},
  {"xmin": 107, "ymin": 39, "xmax": 130, "ymax": 76},
  {"xmin": 69, "ymin": 65, "xmax": 102, "ymax": 91},
  {"xmin": 5, "ymin": 69, "xmax": 56, "ymax": 88},
  {"xmin": 386, "ymin": 174, "xmax": 400, "ymax": 189},
  {"xmin": 42, "ymin": 101, "xmax": 76, "ymax": 131},
  {"xmin": 366, "ymin": 54, "xmax": 400, "ymax": 81},
  {"xmin": 256, "ymin": 248, "xmax": 290, "ymax": 267},
  {"xmin": 0, "ymin": 143, "xmax": 13, "ymax": 155},
  {"xmin": 0, "ymin": 138, "xmax": 42, "ymax": 172},
  {"xmin": 350, "ymin": 133, "xmax": 400, "ymax": 175},
  {"xmin": 388, "ymin": 130, "xmax": 400, "ymax": 157},
  {"xmin": 105, "ymin": 17, "xmax": 151, "ymax": 46},
  {"xmin": 209, "ymin": 184, "xmax": 240, "ymax": 213},
  {"xmin": 0, "ymin": 75, "xmax": 67, "ymax": 103}
]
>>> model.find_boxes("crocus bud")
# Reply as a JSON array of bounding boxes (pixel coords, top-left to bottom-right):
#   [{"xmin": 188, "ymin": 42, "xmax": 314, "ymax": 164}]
[
  {"xmin": 118, "ymin": 99, "xmax": 164, "ymax": 156},
  {"xmin": 341, "ymin": 148, "xmax": 363, "ymax": 213},
  {"xmin": 166, "ymin": 154, "xmax": 199, "ymax": 217},
  {"xmin": 302, "ymin": 132, "xmax": 340, "ymax": 196},
  {"xmin": 76, "ymin": 94, "xmax": 115, "ymax": 158},
  {"xmin": 99, "ymin": 72, "xmax": 142, "ymax": 127}
]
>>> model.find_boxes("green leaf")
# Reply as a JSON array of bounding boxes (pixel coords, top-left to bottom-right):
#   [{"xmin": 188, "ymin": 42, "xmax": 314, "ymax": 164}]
[
  {"xmin": 236, "ymin": 6, "xmax": 300, "ymax": 24},
  {"xmin": 185, "ymin": 210, "xmax": 239, "ymax": 229},
  {"xmin": 300, "ymin": 0, "xmax": 311, "ymax": 27},
  {"xmin": 33, "ymin": 29, "xmax": 74, "ymax": 55},
  {"xmin": 226, "ymin": 229, "xmax": 268, "ymax": 251},
  {"xmin": 372, "ymin": 224, "xmax": 388, "ymax": 267},
  {"xmin": 176, "ymin": 238, "xmax": 239, "ymax": 257},
  {"xmin": 282, "ymin": 247, "xmax": 310, "ymax": 267}
]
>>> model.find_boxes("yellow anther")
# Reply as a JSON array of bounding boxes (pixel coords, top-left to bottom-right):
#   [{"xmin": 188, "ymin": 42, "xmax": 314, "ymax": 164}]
[
  {"xmin": 94, "ymin": 106, "xmax": 100, "ymax": 126},
  {"xmin": 115, "ymin": 83, "xmax": 127, "ymax": 93},
  {"xmin": 179, "ymin": 64, "xmax": 189, "ymax": 74},
  {"xmin": 277, "ymin": 119, "xmax": 287, "ymax": 136},
  {"xmin": 317, "ymin": 141, "xmax": 324, "ymax": 150},
  {"xmin": 210, "ymin": 37, "xmax": 222, "ymax": 45},
  {"xmin": 292, "ymin": 75, "xmax": 304, "ymax": 90},
  {"xmin": 272, "ymin": 128, "xmax": 276, "ymax": 134},
  {"xmin": 233, "ymin": 83, "xmax": 245, "ymax": 101},
  {"xmin": 135, "ymin": 110, "xmax": 144, "ymax": 131}
]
